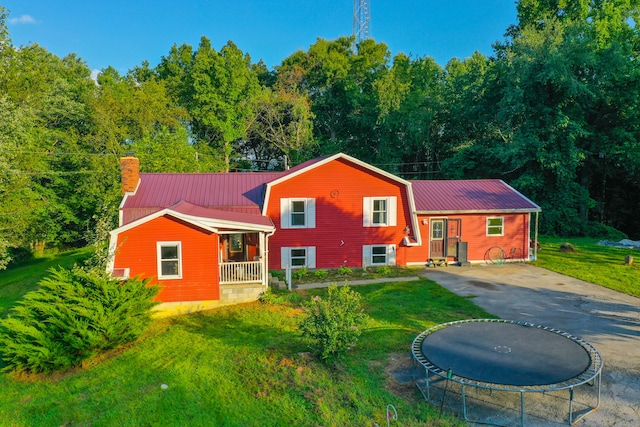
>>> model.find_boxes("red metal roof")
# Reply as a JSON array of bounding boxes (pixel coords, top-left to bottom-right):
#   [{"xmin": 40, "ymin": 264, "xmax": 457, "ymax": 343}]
[
  {"xmin": 168, "ymin": 201, "xmax": 274, "ymax": 228},
  {"xmin": 123, "ymin": 172, "xmax": 283, "ymax": 211},
  {"xmin": 411, "ymin": 179, "xmax": 540, "ymax": 212}
]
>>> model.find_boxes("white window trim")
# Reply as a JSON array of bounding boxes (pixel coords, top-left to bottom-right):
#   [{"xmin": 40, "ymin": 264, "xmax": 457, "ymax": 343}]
[
  {"xmin": 363, "ymin": 196, "xmax": 397, "ymax": 227},
  {"xmin": 157, "ymin": 241, "xmax": 182, "ymax": 279},
  {"xmin": 280, "ymin": 198, "xmax": 316, "ymax": 229},
  {"xmin": 487, "ymin": 217, "xmax": 505, "ymax": 236},
  {"xmin": 281, "ymin": 246, "xmax": 316, "ymax": 269},
  {"xmin": 363, "ymin": 244, "xmax": 396, "ymax": 267}
]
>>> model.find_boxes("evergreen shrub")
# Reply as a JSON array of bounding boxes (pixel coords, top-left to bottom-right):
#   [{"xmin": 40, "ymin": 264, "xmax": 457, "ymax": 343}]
[{"xmin": 0, "ymin": 267, "xmax": 159, "ymax": 374}]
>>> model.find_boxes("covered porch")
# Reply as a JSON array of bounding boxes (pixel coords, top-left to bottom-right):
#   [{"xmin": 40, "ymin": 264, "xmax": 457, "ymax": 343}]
[{"xmin": 219, "ymin": 232, "xmax": 269, "ymax": 285}]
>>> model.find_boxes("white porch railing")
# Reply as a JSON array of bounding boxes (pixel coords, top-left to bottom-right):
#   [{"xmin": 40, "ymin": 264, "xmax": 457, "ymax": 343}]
[{"xmin": 219, "ymin": 261, "xmax": 263, "ymax": 284}]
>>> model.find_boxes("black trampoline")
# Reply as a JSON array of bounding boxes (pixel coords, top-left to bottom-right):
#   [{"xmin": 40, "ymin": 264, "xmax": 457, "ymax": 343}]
[{"xmin": 411, "ymin": 319, "xmax": 603, "ymax": 426}]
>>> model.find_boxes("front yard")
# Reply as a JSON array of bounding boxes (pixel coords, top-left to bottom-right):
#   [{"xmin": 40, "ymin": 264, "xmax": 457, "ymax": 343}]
[{"xmin": 0, "ymin": 250, "xmax": 484, "ymax": 426}]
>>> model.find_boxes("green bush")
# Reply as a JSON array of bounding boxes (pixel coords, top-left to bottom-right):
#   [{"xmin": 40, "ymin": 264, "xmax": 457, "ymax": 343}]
[
  {"xmin": 299, "ymin": 285, "xmax": 368, "ymax": 362},
  {"xmin": 313, "ymin": 269, "xmax": 328, "ymax": 280},
  {"xmin": 375, "ymin": 266, "xmax": 392, "ymax": 276},
  {"xmin": 292, "ymin": 267, "xmax": 308, "ymax": 280},
  {"xmin": 338, "ymin": 265, "xmax": 352, "ymax": 275},
  {"xmin": 0, "ymin": 267, "xmax": 159, "ymax": 374}
]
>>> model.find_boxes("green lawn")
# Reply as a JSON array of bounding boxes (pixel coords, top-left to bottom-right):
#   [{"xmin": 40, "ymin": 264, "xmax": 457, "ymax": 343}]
[
  {"xmin": 0, "ymin": 250, "xmax": 488, "ymax": 426},
  {"xmin": 1, "ymin": 239, "xmax": 637, "ymax": 427},
  {"xmin": 0, "ymin": 281, "xmax": 486, "ymax": 427},
  {"xmin": 0, "ymin": 248, "xmax": 92, "ymax": 317},
  {"xmin": 534, "ymin": 237, "xmax": 640, "ymax": 298}
]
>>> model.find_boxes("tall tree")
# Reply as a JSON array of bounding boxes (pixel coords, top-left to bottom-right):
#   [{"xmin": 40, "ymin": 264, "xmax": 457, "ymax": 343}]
[
  {"xmin": 376, "ymin": 53, "xmax": 446, "ymax": 178},
  {"xmin": 187, "ymin": 38, "xmax": 260, "ymax": 171}
]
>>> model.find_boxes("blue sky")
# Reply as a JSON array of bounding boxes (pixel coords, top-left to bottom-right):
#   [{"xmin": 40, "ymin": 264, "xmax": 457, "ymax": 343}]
[{"xmin": 4, "ymin": 1, "xmax": 518, "ymax": 75}]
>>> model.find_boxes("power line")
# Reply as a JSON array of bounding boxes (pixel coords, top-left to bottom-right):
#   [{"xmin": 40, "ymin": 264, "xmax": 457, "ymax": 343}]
[
  {"xmin": 5, "ymin": 170, "xmax": 109, "ymax": 175},
  {"xmin": 0, "ymin": 150, "xmax": 113, "ymax": 157}
]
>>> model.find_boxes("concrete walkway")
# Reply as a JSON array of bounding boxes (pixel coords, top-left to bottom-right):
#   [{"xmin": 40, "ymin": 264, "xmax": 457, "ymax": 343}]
[
  {"xmin": 419, "ymin": 264, "xmax": 640, "ymax": 426},
  {"xmin": 292, "ymin": 275, "xmax": 422, "ymax": 290}
]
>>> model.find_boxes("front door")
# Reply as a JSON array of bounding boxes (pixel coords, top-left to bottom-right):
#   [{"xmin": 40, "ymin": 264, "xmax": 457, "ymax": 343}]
[
  {"xmin": 430, "ymin": 219, "xmax": 462, "ymax": 259},
  {"xmin": 430, "ymin": 220, "xmax": 445, "ymax": 258}
]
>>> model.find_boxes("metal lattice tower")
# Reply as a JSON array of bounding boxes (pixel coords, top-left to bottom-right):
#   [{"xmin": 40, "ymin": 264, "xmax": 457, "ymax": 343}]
[{"xmin": 353, "ymin": 0, "xmax": 371, "ymax": 50}]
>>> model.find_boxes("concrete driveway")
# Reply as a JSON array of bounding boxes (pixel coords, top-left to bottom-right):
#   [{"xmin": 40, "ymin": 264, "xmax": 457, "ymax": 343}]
[{"xmin": 419, "ymin": 264, "xmax": 640, "ymax": 426}]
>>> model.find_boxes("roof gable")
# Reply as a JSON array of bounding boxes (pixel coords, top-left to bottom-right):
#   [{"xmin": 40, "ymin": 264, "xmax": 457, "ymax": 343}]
[
  {"xmin": 411, "ymin": 179, "xmax": 540, "ymax": 213},
  {"xmin": 113, "ymin": 202, "xmax": 274, "ymax": 237},
  {"xmin": 261, "ymin": 153, "xmax": 412, "ymax": 215}
]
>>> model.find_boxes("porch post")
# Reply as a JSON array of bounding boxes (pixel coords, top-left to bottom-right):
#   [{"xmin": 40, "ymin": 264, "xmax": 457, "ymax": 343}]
[{"xmin": 260, "ymin": 232, "xmax": 267, "ymax": 288}]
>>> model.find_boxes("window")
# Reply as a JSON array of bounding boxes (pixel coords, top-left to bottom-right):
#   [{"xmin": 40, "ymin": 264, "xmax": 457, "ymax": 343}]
[
  {"xmin": 290, "ymin": 248, "xmax": 307, "ymax": 267},
  {"xmin": 363, "ymin": 244, "xmax": 396, "ymax": 266},
  {"xmin": 431, "ymin": 220, "xmax": 444, "ymax": 240},
  {"xmin": 291, "ymin": 201, "xmax": 306, "ymax": 226},
  {"xmin": 280, "ymin": 198, "xmax": 316, "ymax": 229},
  {"xmin": 281, "ymin": 246, "xmax": 316, "ymax": 269},
  {"xmin": 372, "ymin": 199, "xmax": 387, "ymax": 225},
  {"xmin": 229, "ymin": 234, "xmax": 244, "ymax": 253},
  {"xmin": 487, "ymin": 217, "xmax": 504, "ymax": 236},
  {"xmin": 363, "ymin": 196, "xmax": 397, "ymax": 227},
  {"xmin": 157, "ymin": 242, "xmax": 182, "ymax": 279}
]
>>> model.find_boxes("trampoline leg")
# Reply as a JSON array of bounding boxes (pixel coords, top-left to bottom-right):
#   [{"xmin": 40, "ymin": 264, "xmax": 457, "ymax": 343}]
[
  {"xmin": 461, "ymin": 384, "xmax": 468, "ymax": 421},
  {"xmin": 460, "ymin": 384, "xmax": 513, "ymax": 427},
  {"xmin": 415, "ymin": 368, "xmax": 431, "ymax": 402},
  {"xmin": 569, "ymin": 370, "xmax": 601, "ymax": 426},
  {"xmin": 520, "ymin": 392, "xmax": 525, "ymax": 427}
]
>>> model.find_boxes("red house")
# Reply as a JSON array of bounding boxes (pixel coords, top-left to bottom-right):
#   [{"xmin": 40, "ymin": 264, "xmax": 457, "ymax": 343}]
[{"xmin": 108, "ymin": 153, "xmax": 540, "ymax": 315}]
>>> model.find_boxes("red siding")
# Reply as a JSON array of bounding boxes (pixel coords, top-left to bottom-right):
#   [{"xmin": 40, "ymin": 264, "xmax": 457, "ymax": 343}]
[
  {"xmin": 407, "ymin": 213, "xmax": 531, "ymax": 264},
  {"xmin": 113, "ymin": 215, "xmax": 220, "ymax": 303},
  {"xmin": 266, "ymin": 158, "xmax": 413, "ymax": 269}
]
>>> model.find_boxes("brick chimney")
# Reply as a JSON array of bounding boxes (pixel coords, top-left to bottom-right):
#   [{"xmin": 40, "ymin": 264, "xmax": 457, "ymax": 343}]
[{"xmin": 120, "ymin": 156, "xmax": 140, "ymax": 195}]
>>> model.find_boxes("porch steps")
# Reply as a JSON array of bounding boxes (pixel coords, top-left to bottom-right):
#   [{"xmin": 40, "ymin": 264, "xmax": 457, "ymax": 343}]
[{"xmin": 269, "ymin": 273, "xmax": 288, "ymax": 290}]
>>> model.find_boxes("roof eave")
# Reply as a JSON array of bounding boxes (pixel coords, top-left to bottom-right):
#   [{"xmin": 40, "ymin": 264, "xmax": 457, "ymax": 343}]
[{"xmin": 416, "ymin": 208, "xmax": 542, "ymax": 215}]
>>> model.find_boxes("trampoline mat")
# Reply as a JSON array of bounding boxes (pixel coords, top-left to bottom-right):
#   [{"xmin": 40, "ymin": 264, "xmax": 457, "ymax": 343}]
[{"xmin": 420, "ymin": 321, "xmax": 591, "ymax": 386}]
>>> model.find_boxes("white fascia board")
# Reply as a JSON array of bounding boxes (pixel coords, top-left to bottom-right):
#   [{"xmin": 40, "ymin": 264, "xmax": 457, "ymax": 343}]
[
  {"xmin": 111, "ymin": 209, "xmax": 274, "ymax": 238},
  {"xmin": 262, "ymin": 153, "xmax": 412, "ymax": 215},
  {"xmin": 415, "ymin": 208, "xmax": 542, "ymax": 215},
  {"xmin": 195, "ymin": 217, "xmax": 275, "ymax": 233},
  {"xmin": 405, "ymin": 182, "xmax": 422, "ymax": 246},
  {"xmin": 110, "ymin": 209, "xmax": 219, "ymax": 238}
]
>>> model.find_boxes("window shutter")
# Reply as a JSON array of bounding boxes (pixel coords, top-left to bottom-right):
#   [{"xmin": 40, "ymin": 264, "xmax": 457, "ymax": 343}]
[
  {"xmin": 281, "ymin": 247, "xmax": 290, "ymax": 269},
  {"xmin": 306, "ymin": 198, "xmax": 316, "ymax": 228},
  {"xmin": 280, "ymin": 198, "xmax": 290, "ymax": 229},
  {"xmin": 387, "ymin": 244, "xmax": 396, "ymax": 266},
  {"xmin": 362, "ymin": 245, "xmax": 372, "ymax": 267},
  {"xmin": 389, "ymin": 196, "xmax": 397, "ymax": 226},
  {"xmin": 307, "ymin": 246, "xmax": 316, "ymax": 268},
  {"xmin": 363, "ymin": 197, "xmax": 371, "ymax": 227}
]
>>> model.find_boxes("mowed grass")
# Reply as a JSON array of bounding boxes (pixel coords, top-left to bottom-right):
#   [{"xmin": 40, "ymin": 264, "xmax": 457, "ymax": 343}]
[
  {"xmin": 0, "ymin": 248, "xmax": 92, "ymax": 317},
  {"xmin": 3, "ymin": 238, "xmax": 636, "ymax": 426},
  {"xmin": 0, "ymin": 250, "xmax": 491, "ymax": 427},
  {"xmin": 534, "ymin": 237, "xmax": 640, "ymax": 298}
]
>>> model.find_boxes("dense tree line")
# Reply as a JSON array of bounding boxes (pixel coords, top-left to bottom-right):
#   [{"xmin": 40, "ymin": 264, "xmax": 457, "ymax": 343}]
[{"xmin": 1, "ymin": 1, "xmax": 639, "ymax": 267}]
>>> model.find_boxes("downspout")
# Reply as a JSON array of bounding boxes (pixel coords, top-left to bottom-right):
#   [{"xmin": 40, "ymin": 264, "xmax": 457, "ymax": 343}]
[
  {"xmin": 534, "ymin": 212, "xmax": 539, "ymax": 261},
  {"xmin": 264, "ymin": 229, "xmax": 276, "ymax": 289}
]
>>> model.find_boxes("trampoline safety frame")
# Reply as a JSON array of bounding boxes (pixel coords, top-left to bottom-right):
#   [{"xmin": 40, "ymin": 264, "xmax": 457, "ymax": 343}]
[{"xmin": 411, "ymin": 319, "xmax": 603, "ymax": 427}]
